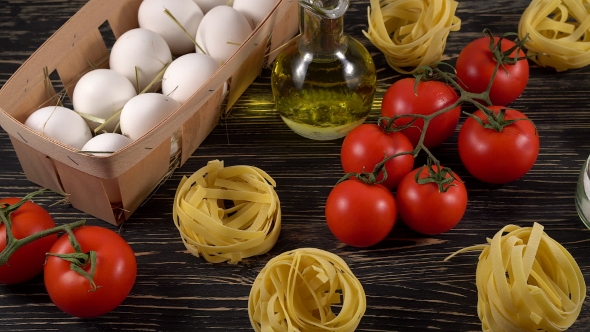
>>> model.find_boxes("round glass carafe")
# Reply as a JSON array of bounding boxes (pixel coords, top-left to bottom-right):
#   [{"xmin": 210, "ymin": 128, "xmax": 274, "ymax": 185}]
[{"xmin": 271, "ymin": 0, "xmax": 377, "ymax": 140}]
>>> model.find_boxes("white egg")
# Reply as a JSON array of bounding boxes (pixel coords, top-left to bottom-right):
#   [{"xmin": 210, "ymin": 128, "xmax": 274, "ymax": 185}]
[
  {"xmin": 109, "ymin": 28, "xmax": 172, "ymax": 93},
  {"xmin": 80, "ymin": 133, "xmax": 133, "ymax": 156},
  {"xmin": 119, "ymin": 93, "xmax": 181, "ymax": 141},
  {"xmin": 192, "ymin": 0, "xmax": 227, "ymax": 13},
  {"xmin": 162, "ymin": 53, "xmax": 221, "ymax": 103},
  {"xmin": 170, "ymin": 130, "xmax": 182, "ymax": 157},
  {"xmin": 24, "ymin": 106, "xmax": 92, "ymax": 150},
  {"xmin": 80, "ymin": 133, "xmax": 132, "ymax": 203},
  {"xmin": 138, "ymin": 0, "xmax": 204, "ymax": 55},
  {"xmin": 195, "ymin": 6, "xmax": 253, "ymax": 63},
  {"xmin": 233, "ymin": 0, "xmax": 277, "ymax": 29},
  {"xmin": 72, "ymin": 69, "xmax": 137, "ymax": 133}
]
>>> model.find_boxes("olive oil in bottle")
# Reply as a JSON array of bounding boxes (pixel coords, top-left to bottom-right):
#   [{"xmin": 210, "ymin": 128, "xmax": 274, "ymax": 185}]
[{"xmin": 271, "ymin": 0, "xmax": 376, "ymax": 140}]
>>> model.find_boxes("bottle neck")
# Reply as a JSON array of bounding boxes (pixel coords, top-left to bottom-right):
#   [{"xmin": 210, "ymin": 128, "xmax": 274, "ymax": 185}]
[{"xmin": 298, "ymin": 4, "xmax": 348, "ymax": 61}]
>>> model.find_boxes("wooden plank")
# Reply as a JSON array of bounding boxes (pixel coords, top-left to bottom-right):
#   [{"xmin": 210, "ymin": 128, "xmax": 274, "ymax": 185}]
[{"xmin": 1, "ymin": 0, "xmax": 590, "ymax": 331}]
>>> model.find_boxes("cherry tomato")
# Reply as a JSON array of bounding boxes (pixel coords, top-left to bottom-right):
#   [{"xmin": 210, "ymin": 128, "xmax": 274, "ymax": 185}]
[
  {"xmin": 458, "ymin": 106, "xmax": 540, "ymax": 184},
  {"xmin": 325, "ymin": 178, "xmax": 397, "ymax": 247},
  {"xmin": 396, "ymin": 165, "xmax": 467, "ymax": 235},
  {"xmin": 0, "ymin": 198, "xmax": 57, "ymax": 284},
  {"xmin": 381, "ymin": 78, "xmax": 461, "ymax": 149},
  {"xmin": 456, "ymin": 35, "xmax": 529, "ymax": 106},
  {"xmin": 44, "ymin": 226, "xmax": 137, "ymax": 318},
  {"xmin": 340, "ymin": 124, "xmax": 414, "ymax": 190}
]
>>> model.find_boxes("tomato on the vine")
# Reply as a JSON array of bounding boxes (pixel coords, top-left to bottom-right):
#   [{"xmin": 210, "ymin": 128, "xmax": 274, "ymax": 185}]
[
  {"xmin": 456, "ymin": 34, "xmax": 529, "ymax": 106},
  {"xmin": 340, "ymin": 123, "xmax": 414, "ymax": 190},
  {"xmin": 381, "ymin": 78, "xmax": 461, "ymax": 149},
  {"xmin": 325, "ymin": 178, "xmax": 397, "ymax": 247},
  {"xmin": 458, "ymin": 106, "xmax": 540, "ymax": 184},
  {"xmin": 0, "ymin": 198, "xmax": 57, "ymax": 284},
  {"xmin": 396, "ymin": 165, "xmax": 467, "ymax": 235},
  {"xmin": 44, "ymin": 225, "xmax": 137, "ymax": 318}
]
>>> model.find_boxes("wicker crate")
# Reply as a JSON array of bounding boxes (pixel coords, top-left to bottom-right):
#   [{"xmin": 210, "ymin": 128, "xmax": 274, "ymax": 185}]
[{"xmin": 0, "ymin": 0, "xmax": 298, "ymax": 225}]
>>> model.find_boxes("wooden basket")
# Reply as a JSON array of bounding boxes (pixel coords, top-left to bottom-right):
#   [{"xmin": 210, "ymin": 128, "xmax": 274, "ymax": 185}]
[{"xmin": 0, "ymin": 0, "xmax": 299, "ymax": 225}]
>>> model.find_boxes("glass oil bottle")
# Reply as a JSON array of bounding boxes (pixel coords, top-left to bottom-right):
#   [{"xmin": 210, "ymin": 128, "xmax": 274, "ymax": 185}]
[{"xmin": 271, "ymin": 0, "xmax": 376, "ymax": 140}]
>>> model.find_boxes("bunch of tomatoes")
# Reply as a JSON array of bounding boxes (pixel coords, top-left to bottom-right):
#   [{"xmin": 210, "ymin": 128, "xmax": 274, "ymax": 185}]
[
  {"xmin": 325, "ymin": 31, "xmax": 540, "ymax": 248},
  {"xmin": 0, "ymin": 192, "xmax": 137, "ymax": 318}
]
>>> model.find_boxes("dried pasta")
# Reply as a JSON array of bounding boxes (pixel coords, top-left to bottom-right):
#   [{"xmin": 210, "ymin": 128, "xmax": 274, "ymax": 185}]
[
  {"xmin": 445, "ymin": 223, "xmax": 586, "ymax": 332},
  {"xmin": 173, "ymin": 160, "xmax": 281, "ymax": 264},
  {"xmin": 363, "ymin": 0, "xmax": 461, "ymax": 74},
  {"xmin": 248, "ymin": 248, "xmax": 366, "ymax": 332},
  {"xmin": 519, "ymin": 0, "xmax": 590, "ymax": 71}
]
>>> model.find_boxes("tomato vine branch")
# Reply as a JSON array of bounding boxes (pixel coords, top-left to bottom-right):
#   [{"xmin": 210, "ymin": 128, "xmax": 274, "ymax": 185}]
[
  {"xmin": 0, "ymin": 190, "xmax": 86, "ymax": 267},
  {"xmin": 341, "ymin": 30, "xmax": 532, "ymax": 191}
]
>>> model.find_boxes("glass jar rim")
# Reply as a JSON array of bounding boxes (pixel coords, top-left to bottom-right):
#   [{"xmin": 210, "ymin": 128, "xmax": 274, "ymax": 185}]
[{"xmin": 299, "ymin": 0, "xmax": 349, "ymax": 19}]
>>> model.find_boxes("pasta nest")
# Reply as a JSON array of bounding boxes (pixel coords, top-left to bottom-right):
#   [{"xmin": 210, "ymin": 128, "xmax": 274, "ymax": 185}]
[
  {"xmin": 519, "ymin": 0, "xmax": 590, "ymax": 71},
  {"xmin": 248, "ymin": 248, "xmax": 366, "ymax": 332},
  {"xmin": 446, "ymin": 222, "xmax": 586, "ymax": 332},
  {"xmin": 363, "ymin": 0, "xmax": 461, "ymax": 74},
  {"xmin": 173, "ymin": 159, "xmax": 281, "ymax": 264}
]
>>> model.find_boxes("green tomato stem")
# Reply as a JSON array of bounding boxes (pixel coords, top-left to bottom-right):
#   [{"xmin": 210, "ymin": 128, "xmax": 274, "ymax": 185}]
[
  {"xmin": 337, "ymin": 31, "xmax": 531, "ymax": 190},
  {"xmin": 0, "ymin": 190, "xmax": 86, "ymax": 267},
  {"xmin": 377, "ymin": 48, "xmax": 507, "ymax": 170},
  {"xmin": 47, "ymin": 227, "xmax": 100, "ymax": 292}
]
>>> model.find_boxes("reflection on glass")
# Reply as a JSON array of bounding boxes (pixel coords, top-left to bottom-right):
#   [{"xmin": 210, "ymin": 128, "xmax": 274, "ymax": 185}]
[{"xmin": 575, "ymin": 154, "xmax": 590, "ymax": 229}]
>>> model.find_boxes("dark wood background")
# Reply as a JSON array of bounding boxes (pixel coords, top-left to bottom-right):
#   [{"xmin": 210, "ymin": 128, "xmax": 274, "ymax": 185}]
[{"xmin": 2, "ymin": 0, "xmax": 590, "ymax": 331}]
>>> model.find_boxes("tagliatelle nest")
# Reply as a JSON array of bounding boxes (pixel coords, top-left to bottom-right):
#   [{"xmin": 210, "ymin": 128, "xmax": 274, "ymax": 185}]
[
  {"xmin": 363, "ymin": 0, "xmax": 461, "ymax": 74},
  {"xmin": 173, "ymin": 159, "xmax": 281, "ymax": 264},
  {"xmin": 445, "ymin": 223, "xmax": 586, "ymax": 331},
  {"xmin": 248, "ymin": 248, "xmax": 366, "ymax": 332},
  {"xmin": 519, "ymin": 0, "xmax": 590, "ymax": 71}
]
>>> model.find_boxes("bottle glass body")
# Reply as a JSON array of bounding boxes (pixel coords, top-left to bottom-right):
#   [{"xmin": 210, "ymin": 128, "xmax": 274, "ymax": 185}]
[{"xmin": 271, "ymin": 0, "xmax": 376, "ymax": 140}]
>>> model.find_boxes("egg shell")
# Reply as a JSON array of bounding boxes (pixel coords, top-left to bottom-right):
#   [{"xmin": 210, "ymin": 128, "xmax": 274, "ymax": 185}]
[
  {"xmin": 170, "ymin": 130, "xmax": 182, "ymax": 157},
  {"xmin": 72, "ymin": 69, "xmax": 137, "ymax": 132},
  {"xmin": 80, "ymin": 133, "xmax": 133, "ymax": 156},
  {"xmin": 162, "ymin": 53, "xmax": 221, "ymax": 104},
  {"xmin": 192, "ymin": 0, "xmax": 227, "ymax": 13},
  {"xmin": 138, "ymin": 0, "xmax": 204, "ymax": 55},
  {"xmin": 233, "ymin": 0, "xmax": 277, "ymax": 29},
  {"xmin": 24, "ymin": 106, "xmax": 92, "ymax": 150},
  {"xmin": 120, "ymin": 93, "xmax": 181, "ymax": 141},
  {"xmin": 109, "ymin": 28, "xmax": 172, "ymax": 93},
  {"xmin": 81, "ymin": 134, "xmax": 131, "ymax": 203},
  {"xmin": 195, "ymin": 5, "xmax": 253, "ymax": 63}
]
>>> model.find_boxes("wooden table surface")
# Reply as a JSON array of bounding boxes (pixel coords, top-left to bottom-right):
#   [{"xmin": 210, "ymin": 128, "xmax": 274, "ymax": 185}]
[{"xmin": 2, "ymin": 0, "xmax": 590, "ymax": 331}]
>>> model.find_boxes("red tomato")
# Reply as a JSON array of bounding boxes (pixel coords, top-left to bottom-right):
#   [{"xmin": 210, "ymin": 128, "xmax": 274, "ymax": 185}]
[
  {"xmin": 396, "ymin": 165, "xmax": 467, "ymax": 235},
  {"xmin": 381, "ymin": 78, "xmax": 461, "ymax": 149},
  {"xmin": 456, "ymin": 36, "xmax": 529, "ymax": 106},
  {"xmin": 340, "ymin": 124, "xmax": 414, "ymax": 189},
  {"xmin": 325, "ymin": 178, "xmax": 397, "ymax": 247},
  {"xmin": 44, "ymin": 226, "xmax": 137, "ymax": 318},
  {"xmin": 458, "ymin": 106, "xmax": 540, "ymax": 184},
  {"xmin": 0, "ymin": 198, "xmax": 57, "ymax": 284}
]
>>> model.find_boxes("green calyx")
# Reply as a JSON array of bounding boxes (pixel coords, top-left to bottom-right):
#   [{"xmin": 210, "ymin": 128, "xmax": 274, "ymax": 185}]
[
  {"xmin": 413, "ymin": 63, "xmax": 458, "ymax": 89},
  {"xmin": 484, "ymin": 28, "xmax": 530, "ymax": 66},
  {"xmin": 465, "ymin": 107, "xmax": 531, "ymax": 132},
  {"xmin": 337, "ymin": 152, "xmax": 392, "ymax": 186},
  {"xmin": 415, "ymin": 158, "xmax": 458, "ymax": 193},
  {"xmin": 47, "ymin": 227, "xmax": 100, "ymax": 292},
  {"xmin": 378, "ymin": 115, "xmax": 418, "ymax": 134}
]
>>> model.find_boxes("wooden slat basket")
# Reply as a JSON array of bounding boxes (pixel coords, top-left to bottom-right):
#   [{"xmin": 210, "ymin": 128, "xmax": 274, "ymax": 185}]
[{"xmin": 0, "ymin": 0, "xmax": 299, "ymax": 225}]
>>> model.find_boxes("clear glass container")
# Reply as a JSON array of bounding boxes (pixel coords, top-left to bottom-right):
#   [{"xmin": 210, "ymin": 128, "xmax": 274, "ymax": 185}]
[
  {"xmin": 575, "ymin": 154, "xmax": 590, "ymax": 229},
  {"xmin": 271, "ymin": 0, "xmax": 377, "ymax": 140}
]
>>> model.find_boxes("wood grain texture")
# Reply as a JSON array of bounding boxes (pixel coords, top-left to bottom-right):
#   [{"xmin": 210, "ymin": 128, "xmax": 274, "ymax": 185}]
[{"xmin": 1, "ymin": 0, "xmax": 590, "ymax": 331}]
